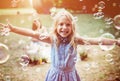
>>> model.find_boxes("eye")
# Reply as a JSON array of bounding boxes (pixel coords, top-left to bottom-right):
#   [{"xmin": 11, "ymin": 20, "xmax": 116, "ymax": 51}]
[
  {"xmin": 66, "ymin": 23, "xmax": 71, "ymax": 27},
  {"xmin": 59, "ymin": 23, "xmax": 64, "ymax": 26}
]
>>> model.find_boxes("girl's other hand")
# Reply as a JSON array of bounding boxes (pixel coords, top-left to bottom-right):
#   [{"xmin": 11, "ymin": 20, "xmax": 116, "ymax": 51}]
[{"xmin": 117, "ymin": 39, "xmax": 120, "ymax": 46}]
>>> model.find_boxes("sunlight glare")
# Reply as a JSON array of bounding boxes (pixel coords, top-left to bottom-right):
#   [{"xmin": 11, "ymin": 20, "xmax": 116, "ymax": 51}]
[{"xmin": 29, "ymin": 0, "xmax": 33, "ymax": 6}]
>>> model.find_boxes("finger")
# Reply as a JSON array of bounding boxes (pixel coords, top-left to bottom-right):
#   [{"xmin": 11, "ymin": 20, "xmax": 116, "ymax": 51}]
[
  {"xmin": 6, "ymin": 19, "xmax": 11, "ymax": 25},
  {"xmin": 6, "ymin": 21, "xmax": 12, "ymax": 29},
  {"xmin": 6, "ymin": 19, "xmax": 12, "ymax": 27}
]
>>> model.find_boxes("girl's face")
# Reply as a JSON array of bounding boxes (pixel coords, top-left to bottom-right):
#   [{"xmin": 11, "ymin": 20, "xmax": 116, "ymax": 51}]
[{"xmin": 56, "ymin": 16, "xmax": 72, "ymax": 38}]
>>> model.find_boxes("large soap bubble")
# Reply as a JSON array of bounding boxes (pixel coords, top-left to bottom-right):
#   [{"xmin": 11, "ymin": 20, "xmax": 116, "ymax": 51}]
[
  {"xmin": 99, "ymin": 33, "xmax": 116, "ymax": 51},
  {"xmin": 0, "ymin": 43, "xmax": 9, "ymax": 64}
]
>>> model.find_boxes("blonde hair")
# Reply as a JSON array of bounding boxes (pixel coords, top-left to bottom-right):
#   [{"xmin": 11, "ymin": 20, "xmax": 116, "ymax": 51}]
[{"xmin": 52, "ymin": 9, "xmax": 76, "ymax": 48}]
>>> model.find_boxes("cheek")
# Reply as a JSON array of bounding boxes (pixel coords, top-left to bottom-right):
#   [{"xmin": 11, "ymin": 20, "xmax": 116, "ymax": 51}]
[
  {"xmin": 56, "ymin": 26, "xmax": 60, "ymax": 32},
  {"xmin": 56, "ymin": 26, "xmax": 61, "ymax": 31},
  {"xmin": 68, "ymin": 27, "xmax": 72, "ymax": 34}
]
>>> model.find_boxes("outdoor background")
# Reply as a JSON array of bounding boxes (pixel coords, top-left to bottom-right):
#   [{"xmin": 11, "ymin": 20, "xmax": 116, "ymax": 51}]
[{"xmin": 0, "ymin": 0, "xmax": 120, "ymax": 81}]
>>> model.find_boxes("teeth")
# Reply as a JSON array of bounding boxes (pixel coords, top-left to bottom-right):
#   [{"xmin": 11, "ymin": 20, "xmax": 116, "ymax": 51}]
[
  {"xmin": 62, "ymin": 31, "xmax": 67, "ymax": 34},
  {"xmin": 61, "ymin": 30, "xmax": 68, "ymax": 34}
]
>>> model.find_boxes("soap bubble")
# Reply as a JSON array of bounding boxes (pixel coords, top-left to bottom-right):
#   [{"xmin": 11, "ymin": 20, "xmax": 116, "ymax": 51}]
[
  {"xmin": 104, "ymin": 17, "xmax": 113, "ymax": 25},
  {"xmin": 99, "ymin": 33, "xmax": 116, "ymax": 51},
  {"xmin": 113, "ymin": 15, "xmax": 120, "ymax": 30},
  {"xmin": 98, "ymin": 1, "xmax": 105, "ymax": 10},
  {"xmin": 19, "ymin": 54, "xmax": 30, "ymax": 71},
  {"xmin": 105, "ymin": 53, "xmax": 113, "ymax": 62},
  {"xmin": 0, "ymin": 43, "xmax": 9, "ymax": 64},
  {"xmin": 93, "ymin": 11, "xmax": 104, "ymax": 19}
]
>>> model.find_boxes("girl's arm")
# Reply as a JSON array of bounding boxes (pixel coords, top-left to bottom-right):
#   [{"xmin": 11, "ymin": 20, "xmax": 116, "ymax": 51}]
[
  {"xmin": 0, "ymin": 23, "xmax": 52, "ymax": 44},
  {"xmin": 76, "ymin": 36, "xmax": 120, "ymax": 46}
]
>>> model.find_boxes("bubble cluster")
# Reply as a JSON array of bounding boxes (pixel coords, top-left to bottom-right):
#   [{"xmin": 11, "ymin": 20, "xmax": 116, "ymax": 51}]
[
  {"xmin": 93, "ymin": 1, "xmax": 105, "ymax": 19},
  {"xmin": 19, "ymin": 54, "xmax": 30, "ymax": 71},
  {"xmin": 0, "ymin": 28, "xmax": 10, "ymax": 36}
]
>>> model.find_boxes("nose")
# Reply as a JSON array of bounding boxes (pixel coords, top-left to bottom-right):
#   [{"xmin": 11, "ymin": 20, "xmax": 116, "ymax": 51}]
[{"xmin": 62, "ymin": 24, "xmax": 67, "ymax": 29}]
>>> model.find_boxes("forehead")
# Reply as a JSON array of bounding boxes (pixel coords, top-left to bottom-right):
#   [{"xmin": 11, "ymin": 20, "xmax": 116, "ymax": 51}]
[{"xmin": 57, "ymin": 15, "xmax": 71, "ymax": 23}]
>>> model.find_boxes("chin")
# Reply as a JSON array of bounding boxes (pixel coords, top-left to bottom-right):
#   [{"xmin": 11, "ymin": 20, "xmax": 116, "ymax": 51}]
[{"xmin": 61, "ymin": 35, "xmax": 69, "ymax": 38}]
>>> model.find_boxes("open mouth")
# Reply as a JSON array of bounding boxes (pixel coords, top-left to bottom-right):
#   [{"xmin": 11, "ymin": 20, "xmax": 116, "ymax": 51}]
[{"xmin": 60, "ymin": 30, "xmax": 69, "ymax": 35}]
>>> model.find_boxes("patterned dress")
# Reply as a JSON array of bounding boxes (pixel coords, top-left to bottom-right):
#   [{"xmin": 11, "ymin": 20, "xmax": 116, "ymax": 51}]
[{"xmin": 45, "ymin": 39, "xmax": 81, "ymax": 81}]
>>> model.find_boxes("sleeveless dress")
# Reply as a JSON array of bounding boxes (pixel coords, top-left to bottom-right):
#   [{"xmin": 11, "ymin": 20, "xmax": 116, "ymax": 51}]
[{"xmin": 45, "ymin": 39, "xmax": 81, "ymax": 81}]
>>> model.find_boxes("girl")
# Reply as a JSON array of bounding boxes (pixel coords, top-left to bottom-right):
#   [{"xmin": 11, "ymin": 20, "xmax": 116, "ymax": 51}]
[{"xmin": 0, "ymin": 9, "xmax": 120, "ymax": 81}]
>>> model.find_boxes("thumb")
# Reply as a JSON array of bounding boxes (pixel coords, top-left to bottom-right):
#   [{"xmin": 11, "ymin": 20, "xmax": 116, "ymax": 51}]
[
  {"xmin": 6, "ymin": 19, "xmax": 11, "ymax": 25},
  {"xmin": 6, "ymin": 19, "xmax": 13, "ymax": 28}
]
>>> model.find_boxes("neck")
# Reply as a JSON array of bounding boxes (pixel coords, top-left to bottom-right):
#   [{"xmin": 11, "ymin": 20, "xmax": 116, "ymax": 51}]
[{"xmin": 58, "ymin": 35, "xmax": 69, "ymax": 43}]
